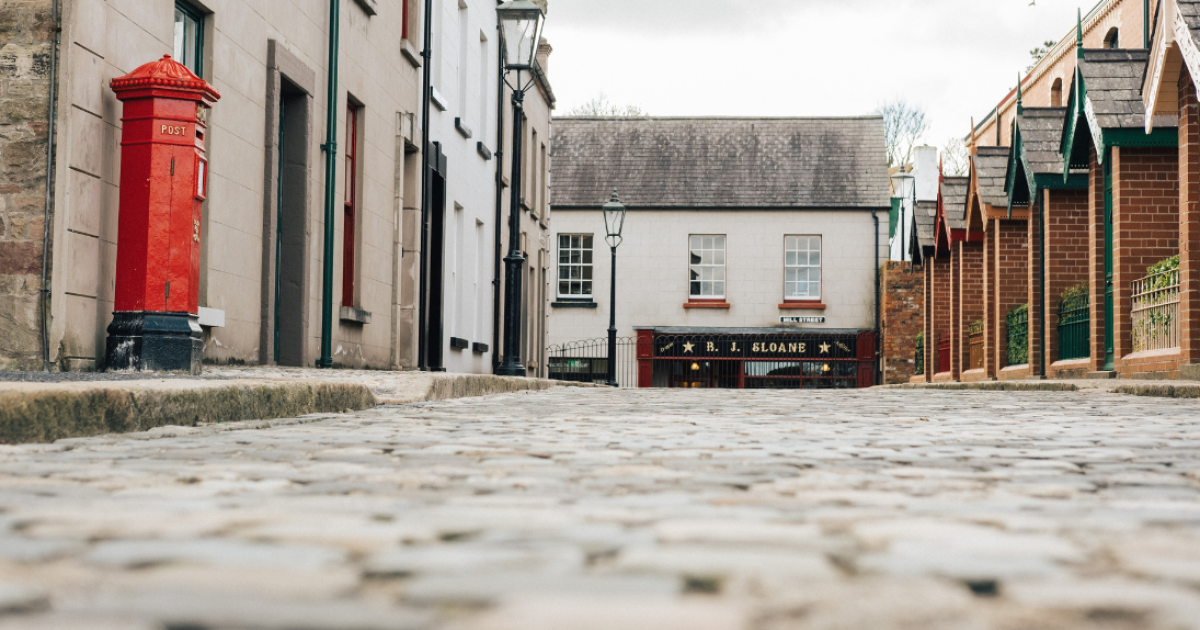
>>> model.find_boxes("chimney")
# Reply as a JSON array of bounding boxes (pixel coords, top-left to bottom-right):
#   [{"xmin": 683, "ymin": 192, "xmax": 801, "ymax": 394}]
[
  {"xmin": 536, "ymin": 37, "xmax": 552, "ymax": 76},
  {"xmin": 912, "ymin": 146, "xmax": 939, "ymax": 202}
]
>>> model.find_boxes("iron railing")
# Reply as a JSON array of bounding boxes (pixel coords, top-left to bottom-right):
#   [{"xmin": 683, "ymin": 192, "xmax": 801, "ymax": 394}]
[
  {"xmin": 548, "ymin": 337, "xmax": 639, "ymax": 387},
  {"xmin": 1057, "ymin": 292, "xmax": 1090, "ymax": 361},
  {"xmin": 915, "ymin": 335, "xmax": 924, "ymax": 375},
  {"xmin": 1006, "ymin": 305, "xmax": 1029, "ymax": 366},
  {"xmin": 1131, "ymin": 269, "xmax": 1180, "ymax": 352}
]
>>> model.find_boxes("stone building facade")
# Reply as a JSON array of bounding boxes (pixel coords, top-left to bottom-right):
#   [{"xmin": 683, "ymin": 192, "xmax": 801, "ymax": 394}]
[
  {"xmin": 0, "ymin": 2, "xmax": 55, "ymax": 370},
  {"xmin": 0, "ymin": 0, "xmax": 553, "ymax": 374}
]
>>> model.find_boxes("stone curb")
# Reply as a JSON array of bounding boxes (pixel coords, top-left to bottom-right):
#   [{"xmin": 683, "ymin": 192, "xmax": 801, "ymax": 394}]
[
  {"xmin": 0, "ymin": 374, "xmax": 604, "ymax": 445},
  {"xmin": 1112, "ymin": 383, "xmax": 1200, "ymax": 399},
  {"xmin": 0, "ymin": 379, "xmax": 378, "ymax": 445},
  {"xmin": 879, "ymin": 383, "xmax": 1080, "ymax": 392}
]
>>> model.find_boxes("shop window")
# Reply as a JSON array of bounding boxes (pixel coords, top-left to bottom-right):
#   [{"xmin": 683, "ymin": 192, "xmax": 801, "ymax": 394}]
[
  {"xmin": 784, "ymin": 235, "xmax": 821, "ymax": 300},
  {"xmin": 689, "ymin": 235, "xmax": 726, "ymax": 298},
  {"xmin": 557, "ymin": 234, "xmax": 593, "ymax": 298},
  {"xmin": 173, "ymin": 2, "xmax": 205, "ymax": 76}
]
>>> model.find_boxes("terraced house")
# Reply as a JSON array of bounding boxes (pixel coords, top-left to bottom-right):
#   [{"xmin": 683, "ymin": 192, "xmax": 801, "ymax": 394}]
[
  {"xmin": 913, "ymin": 0, "xmax": 1200, "ymax": 383},
  {"xmin": 0, "ymin": 0, "xmax": 555, "ymax": 375}
]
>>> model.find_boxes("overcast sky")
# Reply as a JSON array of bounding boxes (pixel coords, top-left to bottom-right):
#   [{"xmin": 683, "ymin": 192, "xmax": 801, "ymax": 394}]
[{"xmin": 541, "ymin": 0, "xmax": 1096, "ymax": 151}]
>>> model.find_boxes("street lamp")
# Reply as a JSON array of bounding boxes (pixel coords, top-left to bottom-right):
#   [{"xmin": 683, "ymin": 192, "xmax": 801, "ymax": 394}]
[
  {"xmin": 603, "ymin": 190, "xmax": 627, "ymax": 387},
  {"xmin": 495, "ymin": 0, "xmax": 546, "ymax": 378},
  {"xmin": 890, "ymin": 172, "xmax": 915, "ymax": 262}
]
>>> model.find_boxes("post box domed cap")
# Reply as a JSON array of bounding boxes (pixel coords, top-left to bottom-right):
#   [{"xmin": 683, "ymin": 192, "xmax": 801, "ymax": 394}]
[{"xmin": 110, "ymin": 55, "xmax": 221, "ymax": 101}]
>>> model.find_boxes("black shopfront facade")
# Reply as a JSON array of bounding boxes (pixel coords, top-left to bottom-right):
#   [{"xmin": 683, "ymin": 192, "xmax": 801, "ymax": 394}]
[{"xmin": 636, "ymin": 327, "xmax": 877, "ymax": 389}]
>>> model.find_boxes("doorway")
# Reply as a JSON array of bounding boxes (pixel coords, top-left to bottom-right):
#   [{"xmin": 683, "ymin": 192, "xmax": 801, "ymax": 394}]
[
  {"xmin": 274, "ymin": 81, "xmax": 308, "ymax": 366},
  {"xmin": 424, "ymin": 170, "xmax": 447, "ymax": 371}
]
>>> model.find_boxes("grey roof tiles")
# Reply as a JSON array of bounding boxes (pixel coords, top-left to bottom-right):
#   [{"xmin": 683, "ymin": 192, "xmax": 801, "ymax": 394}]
[
  {"xmin": 941, "ymin": 176, "xmax": 970, "ymax": 231},
  {"xmin": 915, "ymin": 199, "xmax": 937, "ymax": 251},
  {"xmin": 973, "ymin": 146, "xmax": 1011, "ymax": 208},
  {"xmin": 1015, "ymin": 107, "xmax": 1068, "ymax": 176},
  {"xmin": 550, "ymin": 117, "xmax": 890, "ymax": 209},
  {"xmin": 1078, "ymin": 49, "xmax": 1176, "ymax": 129}
]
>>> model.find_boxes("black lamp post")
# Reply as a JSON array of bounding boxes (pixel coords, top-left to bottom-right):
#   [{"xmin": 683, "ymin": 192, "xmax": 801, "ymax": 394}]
[
  {"xmin": 495, "ymin": 0, "xmax": 546, "ymax": 377},
  {"xmin": 603, "ymin": 190, "xmax": 627, "ymax": 387}
]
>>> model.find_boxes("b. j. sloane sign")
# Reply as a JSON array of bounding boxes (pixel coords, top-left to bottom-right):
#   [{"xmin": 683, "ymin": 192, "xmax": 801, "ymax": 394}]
[
  {"xmin": 655, "ymin": 335, "xmax": 857, "ymax": 360},
  {"xmin": 780, "ymin": 316, "xmax": 825, "ymax": 324}
]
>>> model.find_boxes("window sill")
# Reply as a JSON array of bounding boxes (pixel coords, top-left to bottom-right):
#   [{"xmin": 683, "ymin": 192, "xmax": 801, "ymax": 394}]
[
  {"xmin": 477, "ymin": 142, "xmax": 492, "ymax": 161},
  {"xmin": 684, "ymin": 301, "xmax": 731, "ymax": 309},
  {"xmin": 779, "ymin": 301, "xmax": 826, "ymax": 310},
  {"xmin": 472, "ymin": 342, "xmax": 489, "ymax": 354},
  {"xmin": 401, "ymin": 40, "xmax": 421, "ymax": 68},
  {"xmin": 450, "ymin": 337, "xmax": 469, "ymax": 350},
  {"xmin": 552, "ymin": 300, "xmax": 598, "ymax": 308},
  {"xmin": 430, "ymin": 87, "xmax": 447, "ymax": 112},
  {"xmin": 455, "ymin": 117, "xmax": 472, "ymax": 139},
  {"xmin": 340, "ymin": 306, "xmax": 371, "ymax": 324},
  {"xmin": 352, "ymin": 0, "xmax": 378, "ymax": 16}
]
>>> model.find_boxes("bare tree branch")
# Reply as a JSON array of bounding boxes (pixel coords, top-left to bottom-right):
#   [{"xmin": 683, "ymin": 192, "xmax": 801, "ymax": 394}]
[
  {"xmin": 941, "ymin": 137, "xmax": 969, "ymax": 177},
  {"xmin": 873, "ymin": 99, "xmax": 930, "ymax": 168},
  {"xmin": 566, "ymin": 93, "xmax": 647, "ymax": 117}
]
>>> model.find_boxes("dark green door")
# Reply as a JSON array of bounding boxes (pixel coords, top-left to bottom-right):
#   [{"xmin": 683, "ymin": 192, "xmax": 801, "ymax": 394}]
[{"xmin": 1103, "ymin": 150, "xmax": 1115, "ymax": 371}]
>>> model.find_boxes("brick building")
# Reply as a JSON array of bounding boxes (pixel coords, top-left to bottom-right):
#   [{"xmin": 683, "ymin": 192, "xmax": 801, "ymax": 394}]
[{"xmin": 906, "ymin": 0, "xmax": 1200, "ymax": 383}]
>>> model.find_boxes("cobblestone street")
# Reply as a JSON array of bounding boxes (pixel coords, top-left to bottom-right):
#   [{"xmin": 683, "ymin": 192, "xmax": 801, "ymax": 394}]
[{"xmin": 1, "ymin": 388, "xmax": 1200, "ymax": 629}]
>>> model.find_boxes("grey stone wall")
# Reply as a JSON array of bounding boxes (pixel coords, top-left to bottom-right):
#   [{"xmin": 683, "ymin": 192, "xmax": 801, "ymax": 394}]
[{"xmin": 0, "ymin": 1, "xmax": 55, "ymax": 370}]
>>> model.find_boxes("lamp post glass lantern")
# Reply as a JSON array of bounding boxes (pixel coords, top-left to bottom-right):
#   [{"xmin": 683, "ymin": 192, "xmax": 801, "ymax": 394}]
[
  {"xmin": 603, "ymin": 190, "xmax": 627, "ymax": 387},
  {"xmin": 495, "ymin": 0, "xmax": 546, "ymax": 378}
]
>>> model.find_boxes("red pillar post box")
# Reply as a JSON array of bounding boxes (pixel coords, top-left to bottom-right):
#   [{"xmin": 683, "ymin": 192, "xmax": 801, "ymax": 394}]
[{"xmin": 105, "ymin": 55, "xmax": 220, "ymax": 373}]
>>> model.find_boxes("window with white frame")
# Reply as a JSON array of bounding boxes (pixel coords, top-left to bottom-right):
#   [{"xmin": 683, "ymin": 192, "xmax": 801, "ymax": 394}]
[
  {"xmin": 689, "ymin": 235, "xmax": 726, "ymax": 298},
  {"xmin": 784, "ymin": 235, "xmax": 821, "ymax": 300},
  {"xmin": 557, "ymin": 234, "xmax": 593, "ymax": 298}
]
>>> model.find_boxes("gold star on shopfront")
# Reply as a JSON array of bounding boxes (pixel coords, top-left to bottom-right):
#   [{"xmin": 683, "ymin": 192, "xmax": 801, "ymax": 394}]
[
  {"xmin": 683, "ymin": 342, "xmax": 695, "ymax": 354},
  {"xmin": 819, "ymin": 343, "xmax": 831, "ymax": 354}
]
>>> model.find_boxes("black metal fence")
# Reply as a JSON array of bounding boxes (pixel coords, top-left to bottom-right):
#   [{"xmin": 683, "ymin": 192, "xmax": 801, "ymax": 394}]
[{"xmin": 547, "ymin": 337, "xmax": 639, "ymax": 387}]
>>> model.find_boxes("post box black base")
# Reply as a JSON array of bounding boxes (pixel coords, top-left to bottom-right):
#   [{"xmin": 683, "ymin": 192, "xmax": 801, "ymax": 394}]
[{"xmin": 105, "ymin": 311, "xmax": 203, "ymax": 374}]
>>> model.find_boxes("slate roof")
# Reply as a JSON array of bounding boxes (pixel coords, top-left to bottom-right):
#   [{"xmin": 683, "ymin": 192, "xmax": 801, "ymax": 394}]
[
  {"xmin": 1078, "ymin": 49, "xmax": 1176, "ymax": 129},
  {"xmin": 914, "ymin": 199, "xmax": 937, "ymax": 251},
  {"xmin": 1181, "ymin": 1, "xmax": 1200, "ymax": 45},
  {"xmin": 550, "ymin": 117, "xmax": 890, "ymax": 209},
  {"xmin": 973, "ymin": 146, "xmax": 1011, "ymax": 208},
  {"xmin": 1015, "ymin": 108, "xmax": 1068, "ymax": 176},
  {"xmin": 941, "ymin": 177, "xmax": 970, "ymax": 231}
]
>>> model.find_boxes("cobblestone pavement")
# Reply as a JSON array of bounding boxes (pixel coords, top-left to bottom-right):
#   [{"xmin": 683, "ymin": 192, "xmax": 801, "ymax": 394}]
[{"xmin": 1, "ymin": 388, "xmax": 1200, "ymax": 630}]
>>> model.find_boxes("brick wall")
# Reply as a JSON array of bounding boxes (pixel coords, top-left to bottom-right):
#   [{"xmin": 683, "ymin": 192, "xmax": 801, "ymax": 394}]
[
  {"xmin": 881, "ymin": 261, "xmax": 923, "ymax": 384},
  {"xmin": 1088, "ymin": 146, "xmax": 1108, "ymax": 372},
  {"xmin": 1028, "ymin": 202, "xmax": 1043, "ymax": 376},
  {"xmin": 992, "ymin": 219, "xmax": 1029, "ymax": 377},
  {"xmin": 916, "ymin": 262, "xmax": 932, "ymax": 382},
  {"xmin": 930, "ymin": 256, "xmax": 952, "ymax": 376},
  {"xmin": 0, "ymin": 3, "xmax": 54, "ymax": 370},
  {"xmin": 1043, "ymin": 188, "xmax": 1090, "ymax": 376},
  {"xmin": 1111, "ymin": 146, "xmax": 1179, "ymax": 370},
  {"xmin": 1180, "ymin": 72, "xmax": 1200, "ymax": 367},
  {"xmin": 959, "ymin": 242, "xmax": 985, "ymax": 375},
  {"xmin": 983, "ymin": 224, "xmax": 997, "ymax": 377},
  {"xmin": 950, "ymin": 244, "xmax": 963, "ymax": 379}
]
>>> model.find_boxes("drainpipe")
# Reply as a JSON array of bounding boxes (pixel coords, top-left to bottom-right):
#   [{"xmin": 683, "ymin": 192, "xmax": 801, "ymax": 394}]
[
  {"xmin": 873, "ymin": 208, "xmax": 882, "ymax": 385},
  {"xmin": 317, "ymin": 0, "xmax": 341, "ymax": 368},
  {"xmin": 1145, "ymin": 0, "xmax": 1150, "ymax": 49},
  {"xmin": 491, "ymin": 34, "xmax": 505, "ymax": 371},
  {"xmin": 417, "ymin": 0, "xmax": 434, "ymax": 371},
  {"xmin": 40, "ymin": 0, "xmax": 60, "ymax": 372}
]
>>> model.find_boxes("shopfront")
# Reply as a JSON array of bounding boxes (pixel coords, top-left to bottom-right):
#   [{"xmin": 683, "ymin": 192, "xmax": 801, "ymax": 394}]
[{"xmin": 636, "ymin": 328, "xmax": 877, "ymax": 389}]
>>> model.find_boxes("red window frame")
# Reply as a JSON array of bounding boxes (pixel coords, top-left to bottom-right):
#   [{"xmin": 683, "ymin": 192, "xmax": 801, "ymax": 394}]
[
  {"xmin": 401, "ymin": 0, "xmax": 410, "ymax": 40},
  {"xmin": 342, "ymin": 104, "xmax": 358, "ymax": 308}
]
